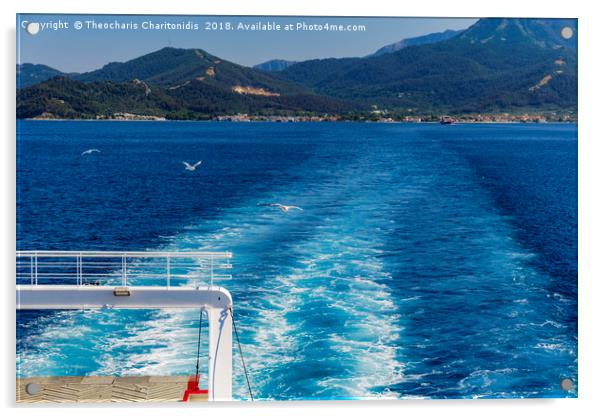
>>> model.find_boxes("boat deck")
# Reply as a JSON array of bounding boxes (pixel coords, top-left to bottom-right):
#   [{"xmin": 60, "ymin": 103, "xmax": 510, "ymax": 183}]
[{"xmin": 17, "ymin": 376, "xmax": 208, "ymax": 403}]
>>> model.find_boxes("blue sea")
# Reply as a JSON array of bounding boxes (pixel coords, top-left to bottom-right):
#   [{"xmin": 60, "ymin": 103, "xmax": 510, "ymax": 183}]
[{"xmin": 16, "ymin": 120, "xmax": 577, "ymax": 400}]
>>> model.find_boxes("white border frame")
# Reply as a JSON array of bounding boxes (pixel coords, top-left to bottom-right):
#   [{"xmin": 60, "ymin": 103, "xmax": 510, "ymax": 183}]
[{"xmin": 3, "ymin": 1, "xmax": 600, "ymax": 415}]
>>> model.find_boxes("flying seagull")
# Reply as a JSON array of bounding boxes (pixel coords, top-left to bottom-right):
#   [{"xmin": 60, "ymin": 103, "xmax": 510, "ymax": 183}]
[
  {"xmin": 258, "ymin": 203, "xmax": 303, "ymax": 213},
  {"xmin": 182, "ymin": 161, "xmax": 202, "ymax": 171},
  {"xmin": 81, "ymin": 149, "xmax": 100, "ymax": 156}
]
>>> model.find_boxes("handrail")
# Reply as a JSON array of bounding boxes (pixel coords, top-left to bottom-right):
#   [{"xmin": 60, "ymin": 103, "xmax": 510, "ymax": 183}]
[
  {"xmin": 17, "ymin": 250, "xmax": 232, "ymax": 258},
  {"xmin": 16, "ymin": 250, "xmax": 232, "ymax": 287}
]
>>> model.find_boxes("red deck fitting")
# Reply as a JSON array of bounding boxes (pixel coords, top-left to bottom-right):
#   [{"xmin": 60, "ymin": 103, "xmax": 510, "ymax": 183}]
[{"xmin": 181, "ymin": 375, "xmax": 209, "ymax": 402}]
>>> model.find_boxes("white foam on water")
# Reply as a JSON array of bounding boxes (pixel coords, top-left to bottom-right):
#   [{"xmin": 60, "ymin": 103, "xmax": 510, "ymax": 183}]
[
  {"xmin": 96, "ymin": 309, "xmax": 202, "ymax": 376},
  {"xmin": 261, "ymin": 214, "xmax": 406, "ymax": 399}
]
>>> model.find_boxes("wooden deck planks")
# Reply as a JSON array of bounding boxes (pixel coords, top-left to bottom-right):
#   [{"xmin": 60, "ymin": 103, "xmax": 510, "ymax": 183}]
[{"xmin": 17, "ymin": 375, "xmax": 207, "ymax": 403}]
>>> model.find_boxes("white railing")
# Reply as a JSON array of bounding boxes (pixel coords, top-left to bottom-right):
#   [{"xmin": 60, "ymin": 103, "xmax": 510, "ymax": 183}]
[{"xmin": 16, "ymin": 251, "xmax": 232, "ymax": 287}]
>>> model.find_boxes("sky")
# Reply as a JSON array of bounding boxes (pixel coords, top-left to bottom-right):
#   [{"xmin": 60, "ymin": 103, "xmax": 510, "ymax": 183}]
[{"xmin": 17, "ymin": 14, "xmax": 477, "ymax": 73}]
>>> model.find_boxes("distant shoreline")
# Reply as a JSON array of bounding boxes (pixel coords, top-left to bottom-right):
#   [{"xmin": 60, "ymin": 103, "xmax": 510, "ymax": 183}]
[
  {"xmin": 21, "ymin": 110, "xmax": 576, "ymax": 124},
  {"xmin": 20, "ymin": 118, "xmax": 577, "ymax": 125}
]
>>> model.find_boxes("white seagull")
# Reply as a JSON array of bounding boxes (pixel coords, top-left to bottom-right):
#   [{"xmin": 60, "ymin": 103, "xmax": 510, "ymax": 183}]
[
  {"xmin": 81, "ymin": 149, "xmax": 100, "ymax": 156},
  {"xmin": 182, "ymin": 160, "xmax": 202, "ymax": 171},
  {"xmin": 259, "ymin": 203, "xmax": 303, "ymax": 213}
]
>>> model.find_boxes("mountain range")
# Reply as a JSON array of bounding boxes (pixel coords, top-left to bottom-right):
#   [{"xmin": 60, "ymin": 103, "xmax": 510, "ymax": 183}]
[
  {"xmin": 17, "ymin": 18, "xmax": 577, "ymax": 120},
  {"xmin": 370, "ymin": 29, "xmax": 463, "ymax": 56},
  {"xmin": 253, "ymin": 59, "xmax": 298, "ymax": 72},
  {"xmin": 278, "ymin": 18, "xmax": 577, "ymax": 113},
  {"xmin": 17, "ymin": 63, "xmax": 70, "ymax": 89},
  {"xmin": 252, "ymin": 29, "xmax": 463, "ymax": 73}
]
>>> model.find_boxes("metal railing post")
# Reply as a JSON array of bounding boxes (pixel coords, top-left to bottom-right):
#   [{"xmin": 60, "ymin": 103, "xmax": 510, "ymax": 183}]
[
  {"xmin": 166, "ymin": 256, "xmax": 171, "ymax": 288},
  {"xmin": 210, "ymin": 255, "xmax": 214, "ymax": 287},
  {"xmin": 77, "ymin": 253, "xmax": 82, "ymax": 286},
  {"xmin": 121, "ymin": 254, "xmax": 127, "ymax": 286},
  {"xmin": 34, "ymin": 252, "xmax": 38, "ymax": 285},
  {"xmin": 30, "ymin": 255, "xmax": 34, "ymax": 285}
]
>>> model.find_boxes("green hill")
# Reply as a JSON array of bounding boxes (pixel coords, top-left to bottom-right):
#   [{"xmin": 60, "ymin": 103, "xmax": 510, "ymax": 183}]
[
  {"xmin": 76, "ymin": 47, "xmax": 308, "ymax": 95},
  {"xmin": 17, "ymin": 76, "xmax": 354, "ymax": 120},
  {"xmin": 16, "ymin": 77, "xmax": 179, "ymax": 119}
]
